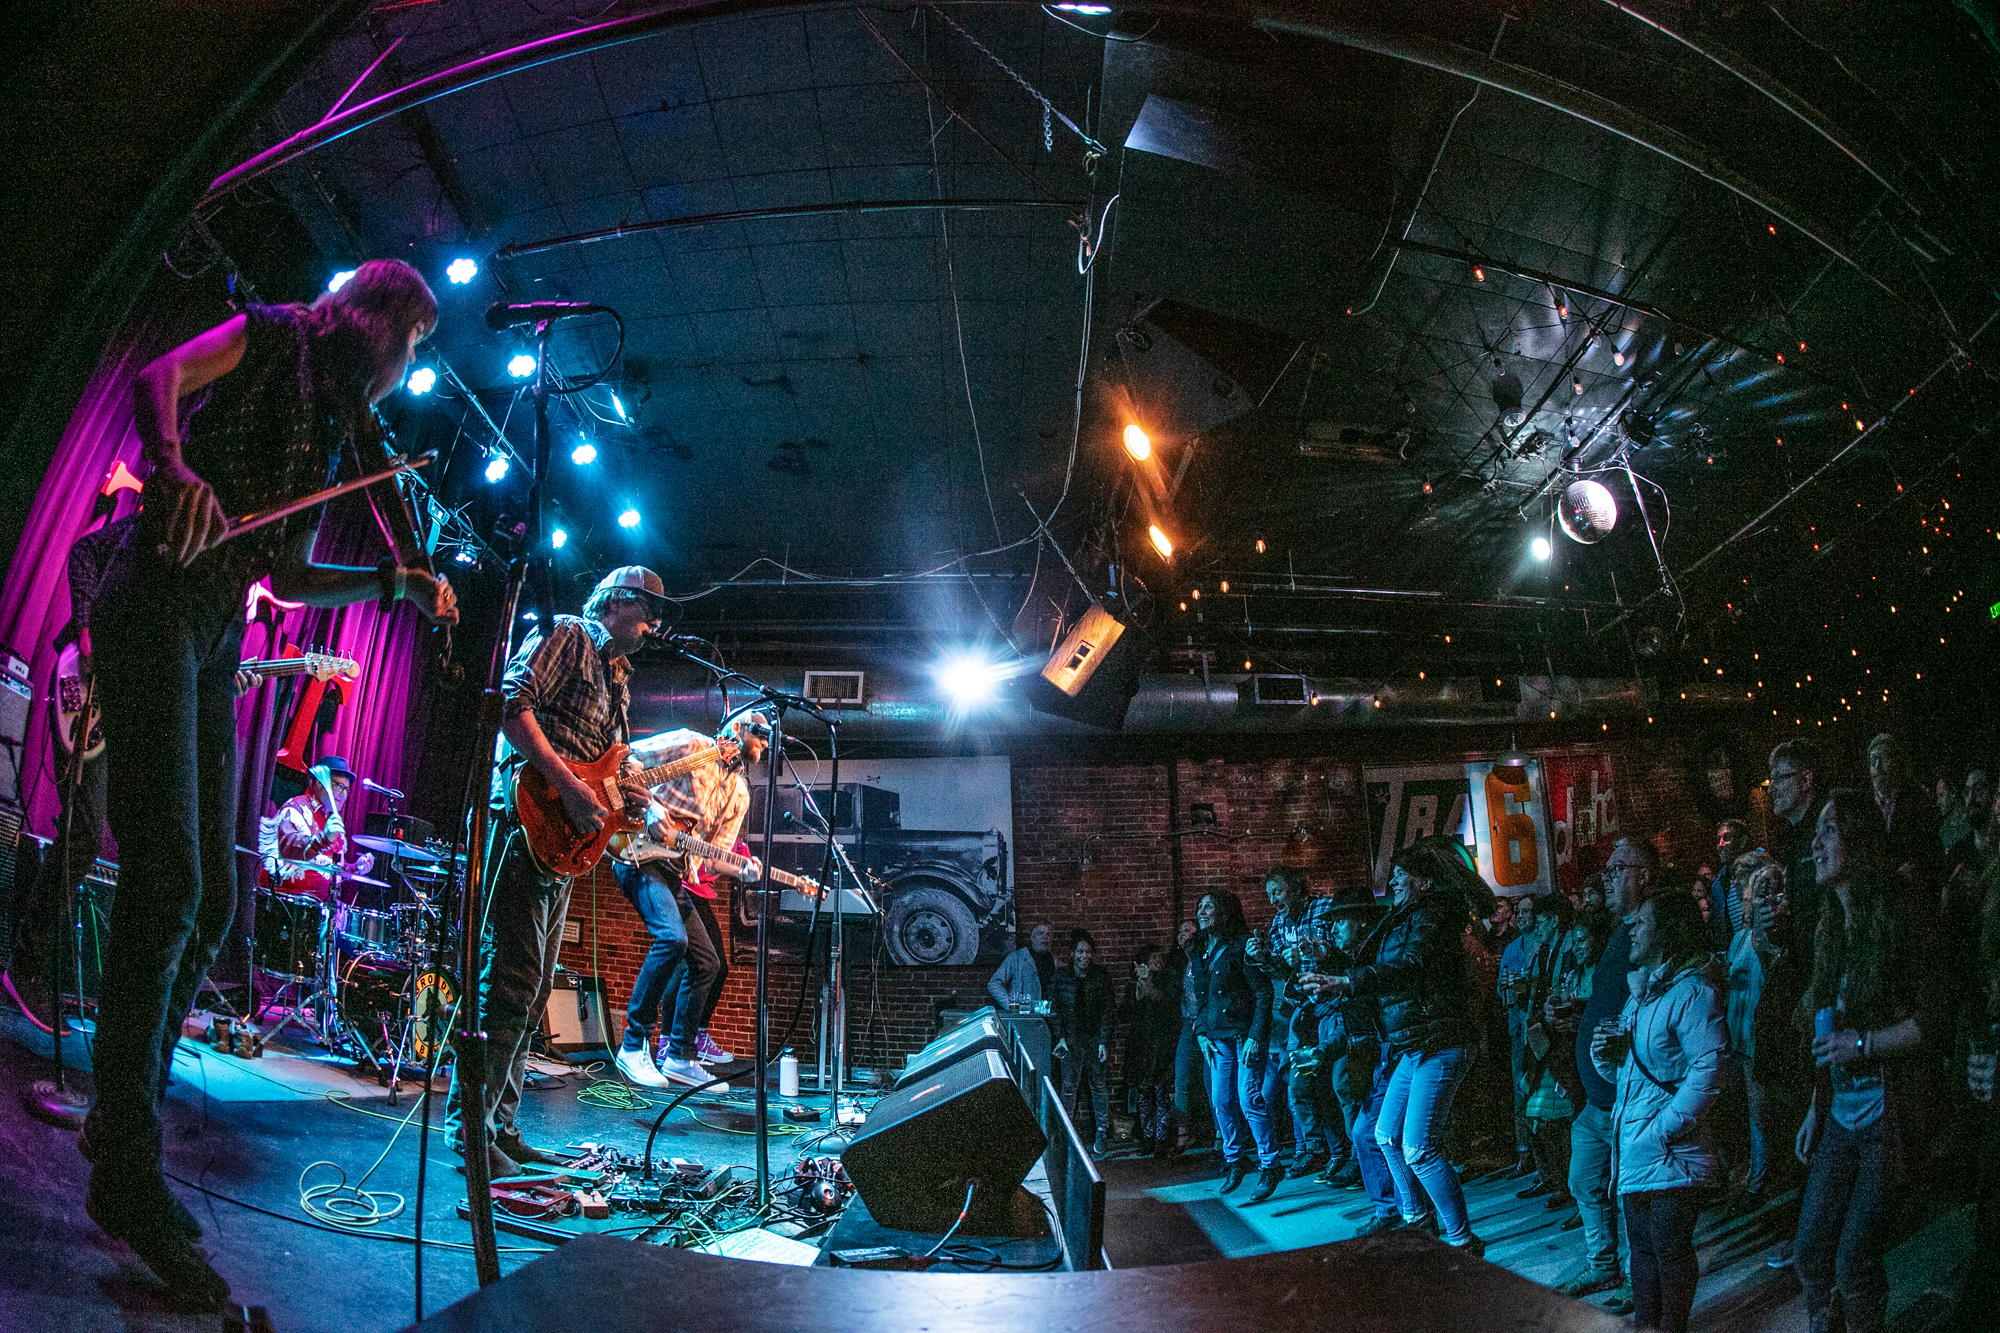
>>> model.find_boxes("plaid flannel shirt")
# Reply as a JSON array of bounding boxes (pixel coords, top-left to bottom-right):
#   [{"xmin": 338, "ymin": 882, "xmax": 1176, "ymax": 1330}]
[
  {"xmin": 493, "ymin": 614, "xmax": 630, "ymax": 800},
  {"xmin": 629, "ymin": 727, "xmax": 750, "ymax": 879}
]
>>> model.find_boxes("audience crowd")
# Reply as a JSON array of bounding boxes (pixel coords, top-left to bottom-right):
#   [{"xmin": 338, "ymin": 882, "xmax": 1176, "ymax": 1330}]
[{"xmin": 989, "ymin": 731, "xmax": 2000, "ymax": 1331}]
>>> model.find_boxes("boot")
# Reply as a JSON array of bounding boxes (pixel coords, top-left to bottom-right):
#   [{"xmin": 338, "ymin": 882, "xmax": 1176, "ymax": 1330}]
[
  {"xmin": 1218, "ymin": 1160, "xmax": 1251, "ymax": 1194},
  {"xmin": 85, "ymin": 1167, "xmax": 231, "ymax": 1312},
  {"xmin": 1245, "ymin": 1164, "xmax": 1286, "ymax": 1204}
]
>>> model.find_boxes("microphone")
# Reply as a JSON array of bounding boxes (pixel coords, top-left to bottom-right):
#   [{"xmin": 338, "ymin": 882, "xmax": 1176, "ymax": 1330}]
[
  {"xmin": 361, "ymin": 777, "xmax": 405, "ymax": 801},
  {"xmin": 484, "ymin": 301, "xmax": 610, "ymax": 330},
  {"xmin": 641, "ymin": 627, "xmax": 706, "ymax": 647}
]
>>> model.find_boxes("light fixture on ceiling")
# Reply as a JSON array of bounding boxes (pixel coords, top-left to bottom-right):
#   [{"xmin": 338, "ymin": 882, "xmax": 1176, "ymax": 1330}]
[
  {"xmin": 572, "ymin": 439, "xmax": 598, "ymax": 465},
  {"xmin": 507, "ymin": 353, "xmax": 536, "ymax": 379},
  {"xmin": 1531, "ymin": 534, "xmax": 1552, "ymax": 561},
  {"xmin": 550, "ymin": 527, "xmax": 568, "ymax": 549},
  {"xmin": 1496, "ymin": 732, "xmax": 1534, "ymax": 770},
  {"xmin": 1123, "ymin": 423, "xmax": 1152, "ymax": 461},
  {"xmin": 405, "ymin": 367, "xmax": 436, "ymax": 395},
  {"xmin": 1147, "ymin": 523, "xmax": 1174, "ymax": 560},
  {"xmin": 326, "ymin": 269, "xmax": 356, "ymax": 293},
  {"xmin": 617, "ymin": 508, "xmax": 641, "ymax": 529},
  {"xmin": 445, "ymin": 257, "xmax": 479, "ymax": 284},
  {"xmin": 484, "ymin": 453, "xmax": 509, "ymax": 483}
]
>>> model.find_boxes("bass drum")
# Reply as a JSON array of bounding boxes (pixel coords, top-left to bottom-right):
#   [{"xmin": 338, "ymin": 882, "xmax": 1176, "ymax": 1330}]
[
  {"xmin": 409, "ymin": 970, "xmax": 459, "ymax": 1065},
  {"xmin": 338, "ymin": 954, "xmax": 410, "ymax": 1027}
]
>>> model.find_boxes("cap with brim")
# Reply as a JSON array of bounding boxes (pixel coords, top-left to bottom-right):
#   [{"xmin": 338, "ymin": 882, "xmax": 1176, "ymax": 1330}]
[
  {"xmin": 593, "ymin": 565, "xmax": 667, "ymax": 607},
  {"xmin": 315, "ymin": 756, "xmax": 353, "ymax": 779},
  {"xmin": 1324, "ymin": 883, "xmax": 1384, "ymax": 917}
]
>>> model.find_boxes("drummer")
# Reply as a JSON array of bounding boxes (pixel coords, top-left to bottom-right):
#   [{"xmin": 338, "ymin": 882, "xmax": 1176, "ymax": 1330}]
[{"xmin": 266, "ymin": 756, "xmax": 374, "ymax": 904}]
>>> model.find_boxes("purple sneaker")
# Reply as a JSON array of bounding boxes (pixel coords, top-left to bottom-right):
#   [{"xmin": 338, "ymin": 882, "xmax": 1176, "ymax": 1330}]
[{"xmin": 695, "ymin": 1029, "xmax": 735, "ymax": 1064}]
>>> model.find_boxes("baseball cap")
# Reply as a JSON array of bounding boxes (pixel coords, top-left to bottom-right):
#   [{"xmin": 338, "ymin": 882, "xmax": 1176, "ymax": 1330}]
[{"xmin": 593, "ymin": 565, "xmax": 667, "ymax": 607}]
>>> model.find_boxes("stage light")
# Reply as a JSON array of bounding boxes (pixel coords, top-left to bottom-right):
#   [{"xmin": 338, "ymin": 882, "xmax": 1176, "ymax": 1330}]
[
  {"xmin": 572, "ymin": 441, "xmax": 598, "ymax": 465},
  {"xmin": 327, "ymin": 269, "xmax": 356, "ymax": 293},
  {"xmin": 618, "ymin": 508, "xmax": 641, "ymax": 529},
  {"xmin": 522, "ymin": 610, "xmax": 539, "ymax": 623},
  {"xmin": 1123, "ymin": 423, "xmax": 1152, "ymax": 461},
  {"xmin": 1531, "ymin": 535, "xmax": 1552, "ymax": 561},
  {"xmin": 611, "ymin": 393, "xmax": 628, "ymax": 421},
  {"xmin": 484, "ymin": 454, "xmax": 510, "ymax": 483},
  {"xmin": 406, "ymin": 366, "xmax": 436, "ymax": 395},
  {"xmin": 936, "ymin": 651, "xmax": 1006, "ymax": 710},
  {"xmin": 1052, "ymin": 3, "xmax": 1112, "ymax": 12},
  {"xmin": 551, "ymin": 528, "xmax": 568, "ymax": 549},
  {"xmin": 1148, "ymin": 524, "xmax": 1173, "ymax": 559},
  {"xmin": 452, "ymin": 549, "xmax": 478, "ymax": 565},
  {"xmin": 446, "ymin": 257, "xmax": 478, "ymax": 284},
  {"xmin": 508, "ymin": 353, "xmax": 536, "ymax": 378}
]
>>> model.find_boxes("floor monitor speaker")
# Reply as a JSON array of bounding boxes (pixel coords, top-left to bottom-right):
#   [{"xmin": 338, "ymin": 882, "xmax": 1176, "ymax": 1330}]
[
  {"xmin": 842, "ymin": 1047, "xmax": 1046, "ymax": 1231},
  {"xmin": 894, "ymin": 1014, "xmax": 1008, "ymax": 1091}
]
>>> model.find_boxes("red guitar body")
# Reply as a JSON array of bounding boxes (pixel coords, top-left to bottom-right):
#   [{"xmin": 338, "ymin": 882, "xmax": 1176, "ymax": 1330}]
[{"xmin": 510, "ymin": 744, "xmax": 641, "ymax": 879}]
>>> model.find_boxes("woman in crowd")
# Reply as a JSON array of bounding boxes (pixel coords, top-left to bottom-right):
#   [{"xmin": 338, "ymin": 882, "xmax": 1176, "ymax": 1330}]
[
  {"xmin": 1322, "ymin": 835, "xmax": 1496, "ymax": 1254},
  {"xmin": 1590, "ymin": 890, "xmax": 1729, "ymax": 1333},
  {"xmin": 1794, "ymin": 790, "xmax": 1943, "ymax": 1333},
  {"xmin": 1515, "ymin": 891, "xmax": 1581, "ymax": 1223},
  {"xmin": 1188, "ymin": 890, "xmax": 1278, "ymax": 1194},
  {"xmin": 1122, "ymin": 943, "xmax": 1182, "ymax": 1155}
]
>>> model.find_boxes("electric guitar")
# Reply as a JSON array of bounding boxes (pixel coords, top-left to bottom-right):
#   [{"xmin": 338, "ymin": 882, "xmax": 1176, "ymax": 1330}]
[
  {"xmin": 510, "ymin": 741, "xmax": 735, "ymax": 879},
  {"xmin": 610, "ymin": 826, "xmax": 825, "ymax": 900},
  {"xmin": 52, "ymin": 644, "xmax": 358, "ymax": 760}
]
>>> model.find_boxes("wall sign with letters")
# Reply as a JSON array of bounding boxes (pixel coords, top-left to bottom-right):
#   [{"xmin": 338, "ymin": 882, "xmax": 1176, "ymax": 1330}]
[{"xmin": 1364, "ymin": 758, "xmax": 1555, "ymax": 897}]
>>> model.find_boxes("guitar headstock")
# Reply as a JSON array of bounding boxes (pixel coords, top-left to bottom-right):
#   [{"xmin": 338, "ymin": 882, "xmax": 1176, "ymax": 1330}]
[{"xmin": 308, "ymin": 651, "xmax": 360, "ymax": 681}]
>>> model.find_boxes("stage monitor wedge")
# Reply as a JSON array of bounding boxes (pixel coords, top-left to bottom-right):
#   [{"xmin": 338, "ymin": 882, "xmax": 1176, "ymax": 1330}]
[
  {"xmin": 842, "ymin": 1047, "xmax": 1046, "ymax": 1232},
  {"xmin": 894, "ymin": 1014, "xmax": 1009, "ymax": 1091}
]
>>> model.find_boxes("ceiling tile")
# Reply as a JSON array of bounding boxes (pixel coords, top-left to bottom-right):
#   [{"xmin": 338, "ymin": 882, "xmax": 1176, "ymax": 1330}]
[
  {"xmin": 710, "ymin": 91, "xmax": 830, "ymax": 177},
  {"xmin": 669, "ymin": 245, "xmax": 761, "ymax": 312},
  {"xmin": 752, "ymin": 241, "xmax": 850, "ymax": 307},
  {"xmin": 690, "ymin": 308, "xmax": 782, "ymax": 364},
  {"xmin": 695, "ymin": 14, "xmax": 816, "ymax": 98},
  {"xmin": 617, "ymin": 106, "xmax": 728, "ymax": 187}
]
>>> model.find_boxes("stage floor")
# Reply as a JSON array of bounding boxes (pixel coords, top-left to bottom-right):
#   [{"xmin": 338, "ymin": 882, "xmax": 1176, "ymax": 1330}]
[{"xmin": 0, "ymin": 1006, "xmax": 1977, "ymax": 1332}]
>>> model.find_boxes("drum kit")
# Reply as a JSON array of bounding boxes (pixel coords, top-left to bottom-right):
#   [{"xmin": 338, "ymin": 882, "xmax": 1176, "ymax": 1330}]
[{"xmin": 248, "ymin": 817, "xmax": 463, "ymax": 1087}]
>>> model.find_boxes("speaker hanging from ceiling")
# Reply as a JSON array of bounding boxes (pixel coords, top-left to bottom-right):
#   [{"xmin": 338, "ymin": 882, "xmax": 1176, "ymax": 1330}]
[
  {"xmin": 1115, "ymin": 300, "xmax": 1300, "ymax": 439},
  {"xmin": 1025, "ymin": 601, "xmax": 1144, "ymax": 731}
]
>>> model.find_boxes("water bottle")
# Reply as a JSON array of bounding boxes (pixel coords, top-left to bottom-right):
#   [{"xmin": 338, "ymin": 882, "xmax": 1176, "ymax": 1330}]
[{"xmin": 779, "ymin": 1049, "xmax": 800, "ymax": 1098}]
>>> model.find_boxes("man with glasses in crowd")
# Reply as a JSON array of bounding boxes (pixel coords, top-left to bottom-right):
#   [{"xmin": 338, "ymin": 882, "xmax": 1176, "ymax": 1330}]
[
  {"xmin": 1552, "ymin": 835, "xmax": 1657, "ymax": 1315},
  {"xmin": 1767, "ymin": 740, "xmax": 1823, "ymax": 958}
]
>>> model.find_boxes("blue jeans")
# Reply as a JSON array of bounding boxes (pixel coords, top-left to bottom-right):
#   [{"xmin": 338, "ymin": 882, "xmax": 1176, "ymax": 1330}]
[
  {"xmin": 1375, "ymin": 1044, "xmax": 1478, "ymax": 1242},
  {"xmin": 615, "ymin": 863, "xmax": 720, "ymax": 1060},
  {"xmin": 1345, "ymin": 1056, "xmax": 1399, "ymax": 1217},
  {"xmin": 1796, "ymin": 1112, "xmax": 1902, "ymax": 1332},
  {"xmin": 1205, "ymin": 1035, "xmax": 1279, "ymax": 1167}
]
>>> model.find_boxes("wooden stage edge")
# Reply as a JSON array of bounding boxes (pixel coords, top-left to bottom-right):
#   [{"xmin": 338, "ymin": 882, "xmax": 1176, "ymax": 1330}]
[{"xmin": 405, "ymin": 1228, "xmax": 1629, "ymax": 1332}]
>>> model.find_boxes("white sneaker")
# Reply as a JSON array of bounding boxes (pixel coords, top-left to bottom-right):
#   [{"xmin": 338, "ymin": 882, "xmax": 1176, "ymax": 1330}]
[
  {"xmin": 659, "ymin": 1055, "xmax": 712, "ymax": 1087},
  {"xmin": 616, "ymin": 1046, "xmax": 672, "ymax": 1089}
]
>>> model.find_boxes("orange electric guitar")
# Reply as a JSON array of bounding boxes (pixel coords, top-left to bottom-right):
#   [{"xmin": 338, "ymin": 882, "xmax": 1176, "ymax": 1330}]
[{"xmin": 510, "ymin": 740, "xmax": 735, "ymax": 878}]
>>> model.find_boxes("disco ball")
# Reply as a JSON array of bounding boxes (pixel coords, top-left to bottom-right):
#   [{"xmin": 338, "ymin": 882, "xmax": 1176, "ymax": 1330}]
[{"xmin": 1558, "ymin": 478, "xmax": 1619, "ymax": 544}]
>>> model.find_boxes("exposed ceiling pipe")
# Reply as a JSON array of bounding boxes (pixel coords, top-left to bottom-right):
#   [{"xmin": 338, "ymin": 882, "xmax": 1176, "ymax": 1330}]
[
  {"xmin": 1251, "ymin": 6, "xmax": 1958, "ymax": 353},
  {"xmin": 1591, "ymin": 0, "xmax": 1918, "ymax": 214},
  {"xmin": 494, "ymin": 199, "xmax": 1084, "ymax": 259}
]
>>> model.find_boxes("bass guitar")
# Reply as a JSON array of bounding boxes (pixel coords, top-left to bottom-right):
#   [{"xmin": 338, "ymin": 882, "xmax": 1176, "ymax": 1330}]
[
  {"xmin": 52, "ymin": 643, "xmax": 358, "ymax": 760},
  {"xmin": 510, "ymin": 740, "xmax": 736, "ymax": 879},
  {"xmin": 610, "ymin": 826, "xmax": 825, "ymax": 900}
]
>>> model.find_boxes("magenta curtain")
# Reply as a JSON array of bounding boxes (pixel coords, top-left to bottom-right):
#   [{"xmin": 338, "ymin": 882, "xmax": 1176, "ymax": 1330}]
[{"xmin": 0, "ymin": 286, "xmax": 428, "ymax": 862}]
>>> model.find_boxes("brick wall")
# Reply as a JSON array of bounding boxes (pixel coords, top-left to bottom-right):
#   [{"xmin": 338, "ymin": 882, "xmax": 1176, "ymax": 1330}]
[{"xmin": 558, "ymin": 724, "xmax": 1773, "ymax": 1086}]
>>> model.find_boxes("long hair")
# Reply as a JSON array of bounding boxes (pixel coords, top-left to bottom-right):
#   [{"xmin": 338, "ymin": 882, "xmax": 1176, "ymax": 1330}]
[
  {"xmin": 1392, "ymin": 834, "xmax": 1500, "ymax": 922},
  {"xmin": 1201, "ymin": 889, "xmax": 1249, "ymax": 940},
  {"xmin": 1802, "ymin": 788, "xmax": 1907, "ymax": 1030},
  {"xmin": 1648, "ymin": 890, "xmax": 1710, "ymax": 969},
  {"xmin": 305, "ymin": 259, "xmax": 437, "ymax": 396}
]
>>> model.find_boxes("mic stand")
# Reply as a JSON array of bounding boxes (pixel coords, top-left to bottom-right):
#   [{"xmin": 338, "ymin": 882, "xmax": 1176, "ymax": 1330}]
[
  {"xmin": 447, "ymin": 316, "xmax": 561, "ymax": 1286},
  {"xmin": 25, "ymin": 673, "xmax": 95, "ymax": 1128}
]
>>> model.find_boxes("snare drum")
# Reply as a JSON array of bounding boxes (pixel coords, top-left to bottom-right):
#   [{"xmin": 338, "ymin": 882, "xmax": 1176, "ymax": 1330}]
[
  {"xmin": 334, "ymin": 902, "xmax": 400, "ymax": 957},
  {"xmin": 255, "ymin": 890, "xmax": 326, "ymax": 978}
]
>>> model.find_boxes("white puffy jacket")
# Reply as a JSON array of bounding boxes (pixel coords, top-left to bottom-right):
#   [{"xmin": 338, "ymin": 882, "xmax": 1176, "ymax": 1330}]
[{"xmin": 1591, "ymin": 959, "xmax": 1728, "ymax": 1196}]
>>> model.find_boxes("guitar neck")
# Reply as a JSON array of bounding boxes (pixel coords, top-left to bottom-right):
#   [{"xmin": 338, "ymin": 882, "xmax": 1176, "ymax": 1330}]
[
  {"xmin": 674, "ymin": 831, "xmax": 817, "ymax": 893},
  {"xmin": 629, "ymin": 744, "xmax": 726, "ymax": 789},
  {"xmin": 239, "ymin": 656, "xmax": 353, "ymax": 681}
]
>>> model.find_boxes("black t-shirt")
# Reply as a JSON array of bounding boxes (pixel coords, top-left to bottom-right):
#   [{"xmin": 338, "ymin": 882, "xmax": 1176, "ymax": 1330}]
[
  {"xmin": 1575, "ymin": 922, "xmax": 1632, "ymax": 1111},
  {"xmin": 1033, "ymin": 949, "xmax": 1056, "ymax": 997}
]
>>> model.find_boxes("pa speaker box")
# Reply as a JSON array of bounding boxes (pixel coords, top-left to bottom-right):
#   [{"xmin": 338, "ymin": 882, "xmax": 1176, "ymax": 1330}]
[
  {"xmin": 895, "ymin": 1013, "xmax": 1008, "ymax": 1091},
  {"xmin": 1115, "ymin": 299, "xmax": 1299, "ymax": 438},
  {"xmin": 541, "ymin": 972, "xmax": 612, "ymax": 1059},
  {"xmin": 1025, "ymin": 601, "xmax": 1143, "ymax": 731},
  {"xmin": 0, "ymin": 653, "xmax": 29, "ymax": 807},
  {"xmin": 842, "ymin": 1047, "xmax": 1047, "ymax": 1231}
]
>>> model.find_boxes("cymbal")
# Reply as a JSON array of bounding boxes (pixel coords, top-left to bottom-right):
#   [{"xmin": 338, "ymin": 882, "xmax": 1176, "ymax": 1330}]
[
  {"xmin": 351, "ymin": 833, "xmax": 440, "ymax": 863},
  {"xmin": 347, "ymin": 875, "xmax": 390, "ymax": 890}
]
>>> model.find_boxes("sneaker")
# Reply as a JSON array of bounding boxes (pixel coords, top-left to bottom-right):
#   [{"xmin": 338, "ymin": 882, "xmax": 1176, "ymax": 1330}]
[
  {"xmin": 1601, "ymin": 1284, "xmax": 1634, "ymax": 1316},
  {"xmin": 1218, "ymin": 1160, "xmax": 1251, "ymax": 1195},
  {"xmin": 616, "ymin": 1046, "xmax": 672, "ymax": 1089},
  {"xmin": 695, "ymin": 1029, "xmax": 735, "ymax": 1063},
  {"xmin": 1091, "ymin": 1132, "xmax": 1107, "ymax": 1158},
  {"xmin": 1324, "ymin": 1162, "xmax": 1362, "ymax": 1190},
  {"xmin": 1286, "ymin": 1151, "xmax": 1331, "ymax": 1179},
  {"xmin": 658, "ymin": 1055, "xmax": 712, "ymax": 1087},
  {"xmin": 4, "ymin": 969, "xmax": 70, "ymax": 1036},
  {"xmin": 1245, "ymin": 1165, "xmax": 1286, "ymax": 1204},
  {"xmin": 1400, "ymin": 1212, "xmax": 1440, "ymax": 1237},
  {"xmin": 1555, "ymin": 1266, "xmax": 1623, "ymax": 1298},
  {"xmin": 1446, "ymin": 1232, "xmax": 1487, "ymax": 1259},
  {"xmin": 1355, "ymin": 1211, "xmax": 1402, "ymax": 1237}
]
